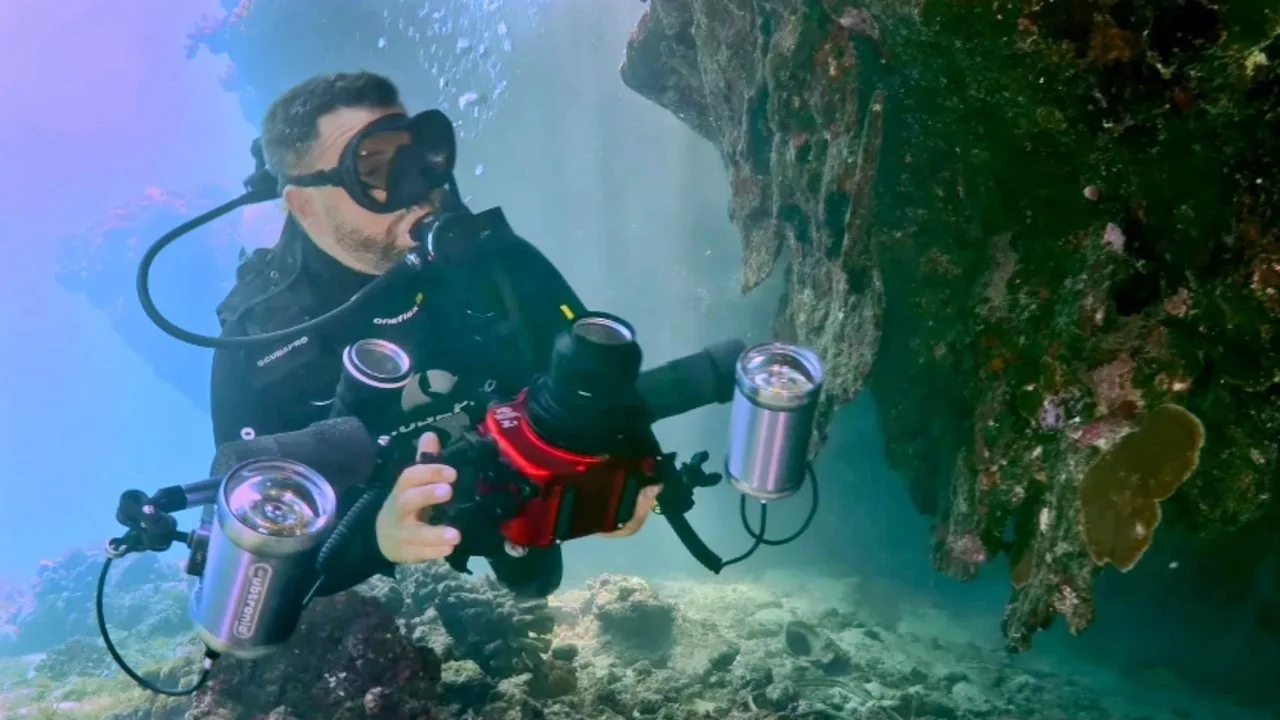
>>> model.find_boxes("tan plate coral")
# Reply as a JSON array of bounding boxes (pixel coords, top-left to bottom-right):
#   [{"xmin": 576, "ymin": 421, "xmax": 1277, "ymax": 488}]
[{"xmin": 1079, "ymin": 404, "xmax": 1206, "ymax": 571}]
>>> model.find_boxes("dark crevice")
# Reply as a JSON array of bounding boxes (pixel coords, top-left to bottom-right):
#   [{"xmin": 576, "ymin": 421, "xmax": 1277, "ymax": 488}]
[
  {"xmin": 1112, "ymin": 266, "xmax": 1161, "ymax": 317},
  {"xmin": 1144, "ymin": 0, "xmax": 1223, "ymax": 62},
  {"xmin": 1111, "ymin": 212, "xmax": 1164, "ymax": 317},
  {"xmin": 744, "ymin": 87, "xmax": 772, "ymax": 177},
  {"xmin": 779, "ymin": 202, "xmax": 811, "ymax": 248},
  {"xmin": 743, "ymin": 13, "xmax": 776, "ymax": 178},
  {"xmin": 822, "ymin": 191, "xmax": 851, "ymax": 261}
]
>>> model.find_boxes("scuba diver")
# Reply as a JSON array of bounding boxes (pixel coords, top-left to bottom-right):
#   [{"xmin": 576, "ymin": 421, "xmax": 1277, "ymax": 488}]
[
  {"xmin": 209, "ymin": 72, "xmax": 660, "ymax": 599},
  {"xmin": 103, "ymin": 70, "xmax": 826, "ymax": 701}
]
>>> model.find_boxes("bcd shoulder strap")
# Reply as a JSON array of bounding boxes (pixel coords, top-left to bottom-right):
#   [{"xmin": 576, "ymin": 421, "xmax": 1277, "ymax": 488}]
[{"xmin": 215, "ymin": 218, "xmax": 307, "ymax": 335}]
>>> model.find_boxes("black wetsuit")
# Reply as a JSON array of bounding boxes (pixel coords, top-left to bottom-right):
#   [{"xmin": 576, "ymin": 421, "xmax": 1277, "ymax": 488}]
[{"xmin": 209, "ymin": 209, "xmax": 583, "ymax": 597}]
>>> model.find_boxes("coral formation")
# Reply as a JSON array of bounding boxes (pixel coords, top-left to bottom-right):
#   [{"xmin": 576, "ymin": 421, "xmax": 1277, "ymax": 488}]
[
  {"xmin": 382, "ymin": 562, "xmax": 557, "ymax": 680},
  {"xmin": 0, "ymin": 550, "xmax": 187, "ymax": 657},
  {"xmin": 620, "ymin": 0, "xmax": 1280, "ymax": 649},
  {"xmin": 184, "ymin": 590, "xmax": 442, "ymax": 720},
  {"xmin": 31, "ymin": 637, "xmax": 117, "ymax": 682},
  {"xmin": 54, "ymin": 186, "xmax": 280, "ymax": 413},
  {"xmin": 582, "ymin": 574, "xmax": 677, "ymax": 658},
  {"xmin": 1079, "ymin": 404, "xmax": 1206, "ymax": 571}
]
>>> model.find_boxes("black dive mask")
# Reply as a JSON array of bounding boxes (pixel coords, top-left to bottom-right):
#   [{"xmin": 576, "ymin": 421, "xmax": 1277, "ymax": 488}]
[{"xmin": 281, "ymin": 110, "xmax": 458, "ymax": 214}]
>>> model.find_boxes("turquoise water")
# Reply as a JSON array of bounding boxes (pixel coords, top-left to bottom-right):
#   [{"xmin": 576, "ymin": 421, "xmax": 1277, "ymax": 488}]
[{"xmin": 0, "ymin": 1, "xmax": 1274, "ymax": 719}]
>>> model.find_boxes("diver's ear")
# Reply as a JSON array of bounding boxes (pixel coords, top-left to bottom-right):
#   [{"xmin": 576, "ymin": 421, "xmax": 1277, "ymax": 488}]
[{"xmin": 283, "ymin": 186, "xmax": 324, "ymax": 237}]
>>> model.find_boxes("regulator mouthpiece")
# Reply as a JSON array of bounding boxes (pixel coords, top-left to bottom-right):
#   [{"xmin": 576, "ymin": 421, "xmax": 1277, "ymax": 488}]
[
  {"xmin": 332, "ymin": 338, "xmax": 413, "ymax": 421},
  {"xmin": 190, "ymin": 459, "xmax": 338, "ymax": 660},
  {"xmin": 725, "ymin": 343, "xmax": 824, "ymax": 501}
]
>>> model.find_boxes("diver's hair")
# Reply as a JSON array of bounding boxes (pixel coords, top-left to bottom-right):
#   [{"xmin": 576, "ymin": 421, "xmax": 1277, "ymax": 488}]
[{"xmin": 260, "ymin": 72, "xmax": 402, "ymax": 177}]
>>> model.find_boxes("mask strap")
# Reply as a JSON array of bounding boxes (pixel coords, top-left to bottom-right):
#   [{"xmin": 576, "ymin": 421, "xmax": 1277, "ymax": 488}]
[{"xmin": 247, "ymin": 138, "xmax": 283, "ymax": 199}]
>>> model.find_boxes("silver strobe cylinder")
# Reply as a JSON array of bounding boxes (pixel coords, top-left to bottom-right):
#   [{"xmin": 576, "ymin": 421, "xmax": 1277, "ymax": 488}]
[
  {"xmin": 190, "ymin": 458, "xmax": 338, "ymax": 659},
  {"xmin": 725, "ymin": 343, "xmax": 825, "ymax": 500}
]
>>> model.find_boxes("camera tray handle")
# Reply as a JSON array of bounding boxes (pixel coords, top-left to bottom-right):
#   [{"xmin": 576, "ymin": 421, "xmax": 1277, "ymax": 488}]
[{"xmin": 651, "ymin": 450, "xmax": 727, "ymax": 574}]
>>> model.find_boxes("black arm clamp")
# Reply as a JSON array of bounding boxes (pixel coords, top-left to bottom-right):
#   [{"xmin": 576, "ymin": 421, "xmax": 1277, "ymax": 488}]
[{"xmin": 107, "ymin": 489, "xmax": 189, "ymax": 559}]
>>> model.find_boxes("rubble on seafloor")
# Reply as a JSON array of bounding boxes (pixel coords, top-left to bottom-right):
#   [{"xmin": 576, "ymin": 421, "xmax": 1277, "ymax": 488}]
[{"xmin": 0, "ymin": 563, "xmax": 1252, "ymax": 720}]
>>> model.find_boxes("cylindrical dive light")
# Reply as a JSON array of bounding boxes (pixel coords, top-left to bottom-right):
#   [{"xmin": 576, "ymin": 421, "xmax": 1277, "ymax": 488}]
[
  {"xmin": 725, "ymin": 343, "xmax": 824, "ymax": 500},
  {"xmin": 190, "ymin": 458, "xmax": 338, "ymax": 660},
  {"xmin": 331, "ymin": 338, "xmax": 414, "ymax": 422}
]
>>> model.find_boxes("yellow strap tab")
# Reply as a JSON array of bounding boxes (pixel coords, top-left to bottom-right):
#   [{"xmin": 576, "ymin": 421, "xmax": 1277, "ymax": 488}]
[{"xmin": 559, "ymin": 304, "xmax": 575, "ymax": 320}]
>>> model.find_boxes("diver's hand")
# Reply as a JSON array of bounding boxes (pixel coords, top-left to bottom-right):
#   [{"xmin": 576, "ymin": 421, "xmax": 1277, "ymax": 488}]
[
  {"xmin": 598, "ymin": 484, "xmax": 661, "ymax": 538},
  {"xmin": 375, "ymin": 432, "xmax": 462, "ymax": 563}
]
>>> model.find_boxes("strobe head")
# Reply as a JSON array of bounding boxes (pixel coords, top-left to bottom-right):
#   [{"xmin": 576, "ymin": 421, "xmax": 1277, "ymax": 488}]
[
  {"xmin": 726, "ymin": 343, "xmax": 824, "ymax": 501},
  {"xmin": 190, "ymin": 458, "xmax": 338, "ymax": 660},
  {"xmin": 332, "ymin": 338, "xmax": 413, "ymax": 422},
  {"xmin": 527, "ymin": 313, "xmax": 643, "ymax": 455}
]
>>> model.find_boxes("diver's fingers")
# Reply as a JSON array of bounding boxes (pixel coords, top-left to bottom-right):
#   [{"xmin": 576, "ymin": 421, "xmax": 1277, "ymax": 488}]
[
  {"xmin": 600, "ymin": 484, "xmax": 661, "ymax": 539},
  {"xmin": 398, "ymin": 482, "xmax": 455, "ymax": 520},
  {"xmin": 417, "ymin": 431, "xmax": 441, "ymax": 459},
  {"xmin": 391, "ymin": 461, "xmax": 458, "ymax": 495},
  {"xmin": 401, "ymin": 521, "xmax": 461, "ymax": 549},
  {"xmin": 395, "ymin": 541, "xmax": 457, "ymax": 563}
]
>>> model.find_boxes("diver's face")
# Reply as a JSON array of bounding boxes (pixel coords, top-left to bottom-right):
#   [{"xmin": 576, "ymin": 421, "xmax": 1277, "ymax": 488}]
[{"xmin": 292, "ymin": 106, "xmax": 441, "ymax": 275}]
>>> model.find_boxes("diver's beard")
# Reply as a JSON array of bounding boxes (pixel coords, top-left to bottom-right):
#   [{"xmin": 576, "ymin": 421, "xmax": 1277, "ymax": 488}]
[
  {"xmin": 330, "ymin": 197, "xmax": 444, "ymax": 274},
  {"xmin": 332, "ymin": 223, "xmax": 406, "ymax": 275}
]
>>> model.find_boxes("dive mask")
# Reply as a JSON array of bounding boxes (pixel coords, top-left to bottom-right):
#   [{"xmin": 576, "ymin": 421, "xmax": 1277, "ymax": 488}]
[{"xmin": 281, "ymin": 110, "xmax": 458, "ymax": 214}]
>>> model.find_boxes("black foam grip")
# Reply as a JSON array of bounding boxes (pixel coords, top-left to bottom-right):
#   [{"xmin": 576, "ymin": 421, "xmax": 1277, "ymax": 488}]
[
  {"xmin": 208, "ymin": 416, "xmax": 380, "ymax": 493},
  {"xmin": 661, "ymin": 511, "xmax": 724, "ymax": 574},
  {"xmin": 636, "ymin": 339, "xmax": 746, "ymax": 422}
]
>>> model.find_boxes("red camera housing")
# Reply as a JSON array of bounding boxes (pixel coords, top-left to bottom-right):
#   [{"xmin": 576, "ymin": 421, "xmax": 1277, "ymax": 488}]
[{"xmin": 477, "ymin": 391, "xmax": 655, "ymax": 548}]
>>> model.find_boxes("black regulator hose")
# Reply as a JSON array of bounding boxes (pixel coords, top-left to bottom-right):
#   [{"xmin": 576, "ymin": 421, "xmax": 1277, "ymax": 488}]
[
  {"xmin": 134, "ymin": 188, "xmax": 383, "ymax": 349},
  {"xmin": 96, "ymin": 558, "xmax": 214, "ymax": 697}
]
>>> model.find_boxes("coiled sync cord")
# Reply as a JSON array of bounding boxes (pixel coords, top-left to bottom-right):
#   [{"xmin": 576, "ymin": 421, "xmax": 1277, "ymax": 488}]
[
  {"xmin": 717, "ymin": 463, "xmax": 821, "ymax": 568},
  {"xmin": 95, "ymin": 557, "xmax": 215, "ymax": 696},
  {"xmin": 301, "ymin": 484, "xmax": 388, "ymax": 607}
]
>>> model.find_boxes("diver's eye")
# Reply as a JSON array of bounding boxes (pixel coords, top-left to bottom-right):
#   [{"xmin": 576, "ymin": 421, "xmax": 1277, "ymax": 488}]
[{"xmin": 358, "ymin": 163, "xmax": 389, "ymax": 187}]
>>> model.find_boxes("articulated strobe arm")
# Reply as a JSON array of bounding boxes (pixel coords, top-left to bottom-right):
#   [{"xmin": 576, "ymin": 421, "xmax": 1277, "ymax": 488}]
[
  {"xmin": 106, "ymin": 478, "xmax": 218, "ymax": 558},
  {"xmin": 102, "ymin": 480, "xmax": 222, "ymax": 696}
]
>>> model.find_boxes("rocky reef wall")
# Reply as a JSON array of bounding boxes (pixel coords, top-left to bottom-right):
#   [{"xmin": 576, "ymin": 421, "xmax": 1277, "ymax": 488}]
[{"xmin": 620, "ymin": 0, "xmax": 1280, "ymax": 650}]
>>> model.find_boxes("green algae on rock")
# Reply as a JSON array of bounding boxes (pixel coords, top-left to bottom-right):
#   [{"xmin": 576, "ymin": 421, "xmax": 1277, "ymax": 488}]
[{"xmin": 622, "ymin": 0, "xmax": 1280, "ymax": 650}]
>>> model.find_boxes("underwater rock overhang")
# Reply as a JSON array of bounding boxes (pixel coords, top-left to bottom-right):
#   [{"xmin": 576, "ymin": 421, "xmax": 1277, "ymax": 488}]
[{"xmin": 621, "ymin": 0, "xmax": 1280, "ymax": 649}]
